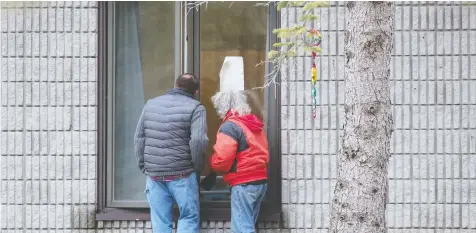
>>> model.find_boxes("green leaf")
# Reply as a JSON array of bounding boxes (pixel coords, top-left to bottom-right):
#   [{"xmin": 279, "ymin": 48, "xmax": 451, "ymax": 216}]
[
  {"xmin": 303, "ymin": 46, "xmax": 322, "ymax": 53},
  {"xmin": 299, "ymin": 14, "xmax": 318, "ymax": 22},
  {"xmin": 273, "ymin": 42, "xmax": 295, "ymax": 47},
  {"xmin": 277, "ymin": 1, "xmax": 289, "ymax": 10},
  {"xmin": 287, "ymin": 50, "xmax": 297, "ymax": 57},
  {"xmin": 303, "ymin": 1, "xmax": 330, "ymax": 11}
]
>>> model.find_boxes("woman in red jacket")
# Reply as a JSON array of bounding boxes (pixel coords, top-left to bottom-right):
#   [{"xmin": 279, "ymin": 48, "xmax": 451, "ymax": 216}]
[{"xmin": 209, "ymin": 90, "xmax": 269, "ymax": 233}]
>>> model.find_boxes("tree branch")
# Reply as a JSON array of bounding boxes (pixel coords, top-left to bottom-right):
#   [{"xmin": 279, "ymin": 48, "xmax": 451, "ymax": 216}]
[
  {"xmin": 184, "ymin": 1, "xmax": 235, "ymax": 16},
  {"xmin": 185, "ymin": 1, "xmax": 328, "ymax": 90}
]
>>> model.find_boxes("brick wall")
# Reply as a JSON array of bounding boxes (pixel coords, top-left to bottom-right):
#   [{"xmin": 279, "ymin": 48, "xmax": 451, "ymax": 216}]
[
  {"xmin": 1, "ymin": 1, "xmax": 476, "ymax": 232},
  {"xmin": 1, "ymin": 1, "xmax": 98, "ymax": 232}
]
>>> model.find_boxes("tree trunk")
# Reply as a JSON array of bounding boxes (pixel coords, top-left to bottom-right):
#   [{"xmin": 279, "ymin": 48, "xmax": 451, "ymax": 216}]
[{"xmin": 329, "ymin": 2, "xmax": 394, "ymax": 233}]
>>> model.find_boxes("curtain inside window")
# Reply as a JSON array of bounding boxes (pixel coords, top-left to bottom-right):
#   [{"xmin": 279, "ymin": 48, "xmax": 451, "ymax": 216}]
[{"xmin": 113, "ymin": 1, "xmax": 146, "ymax": 201}]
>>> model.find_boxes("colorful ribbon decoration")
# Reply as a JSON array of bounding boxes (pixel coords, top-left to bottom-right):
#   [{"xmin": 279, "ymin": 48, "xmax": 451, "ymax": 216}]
[{"xmin": 308, "ymin": 29, "xmax": 321, "ymax": 118}]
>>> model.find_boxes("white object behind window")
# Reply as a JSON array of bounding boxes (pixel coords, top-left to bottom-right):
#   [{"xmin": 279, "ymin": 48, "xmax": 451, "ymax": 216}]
[{"xmin": 219, "ymin": 56, "xmax": 244, "ymax": 92}]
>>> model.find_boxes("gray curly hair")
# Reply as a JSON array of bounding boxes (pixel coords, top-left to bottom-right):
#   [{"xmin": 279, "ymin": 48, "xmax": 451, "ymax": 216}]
[{"xmin": 211, "ymin": 90, "xmax": 251, "ymax": 119}]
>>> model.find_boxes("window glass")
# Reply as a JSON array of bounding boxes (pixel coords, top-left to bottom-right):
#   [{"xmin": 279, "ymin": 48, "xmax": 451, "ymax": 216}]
[
  {"xmin": 110, "ymin": 1, "xmax": 269, "ymax": 204},
  {"xmin": 199, "ymin": 2, "xmax": 268, "ymax": 200},
  {"xmin": 113, "ymin": 1, "xmax": 176, "ymax": 202}
]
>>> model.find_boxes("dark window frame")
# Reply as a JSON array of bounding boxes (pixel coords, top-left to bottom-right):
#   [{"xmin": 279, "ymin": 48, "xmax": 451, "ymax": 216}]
[{"xmin": 96, "ymin": 1, "xmax": 282, "ymax": 222}]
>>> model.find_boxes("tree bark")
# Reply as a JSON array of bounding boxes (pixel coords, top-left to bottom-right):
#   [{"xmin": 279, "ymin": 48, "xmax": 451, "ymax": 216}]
[{"xmin": 329, "ymin": 2, "xmax": 394, "ymax": 233}]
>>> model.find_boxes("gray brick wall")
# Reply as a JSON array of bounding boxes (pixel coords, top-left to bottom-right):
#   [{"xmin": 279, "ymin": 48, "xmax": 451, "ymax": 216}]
[
  {"xmin": 1, "ymin": 1, "xmax": 476, "ymax": 233},
  {"xmin": 1, "ymin": 1, "xmax": 98, "ymax": 232}
]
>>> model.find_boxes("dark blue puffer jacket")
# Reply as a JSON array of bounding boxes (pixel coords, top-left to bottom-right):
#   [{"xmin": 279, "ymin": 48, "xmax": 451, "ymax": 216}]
[{"xmin": 134, "ymin": 88, "xmax": 208, "ymax": 176}]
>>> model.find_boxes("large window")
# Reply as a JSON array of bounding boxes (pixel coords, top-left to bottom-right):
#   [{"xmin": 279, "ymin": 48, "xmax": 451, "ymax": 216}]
[{"xmin": 97, "ymin": 2, "xmax": 281, "ymax": 221}]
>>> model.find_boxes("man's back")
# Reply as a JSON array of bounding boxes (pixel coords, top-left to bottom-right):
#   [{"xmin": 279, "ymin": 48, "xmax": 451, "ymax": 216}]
[
  {"xmin": 134, "ymin": 88, "xmax": 208, "ymax": 177},
  {"xmin": 136, "ymin": 74, "xmax": 207, "ymax": 233}
]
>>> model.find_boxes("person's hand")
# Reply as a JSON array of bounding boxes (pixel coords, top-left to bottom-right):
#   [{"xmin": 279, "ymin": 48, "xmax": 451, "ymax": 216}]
[{"xmin": 200, "ymin": 172, "xmax": 217, "ymax": 191}]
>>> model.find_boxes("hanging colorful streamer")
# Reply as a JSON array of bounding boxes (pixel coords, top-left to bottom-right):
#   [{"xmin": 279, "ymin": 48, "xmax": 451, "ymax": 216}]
[{"xmin": 307, "ymin": 29, "xmax": 322, "ymax": 118}]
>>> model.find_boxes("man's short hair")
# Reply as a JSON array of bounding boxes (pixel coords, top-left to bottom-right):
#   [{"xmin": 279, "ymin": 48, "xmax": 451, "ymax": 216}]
[{"xmin": 175, "ymin": 73, "xmax": 199, "ymax": 95}]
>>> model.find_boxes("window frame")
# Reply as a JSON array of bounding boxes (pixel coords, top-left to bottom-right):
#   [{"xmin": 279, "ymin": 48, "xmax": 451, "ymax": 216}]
[{"xmin": 96, "ymin": 1, "xmax": 282, "ymax": 221}]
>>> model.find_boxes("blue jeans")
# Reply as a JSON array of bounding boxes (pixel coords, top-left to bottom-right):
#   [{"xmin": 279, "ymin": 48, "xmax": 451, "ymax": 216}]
[
  {"xmin": 145, "ymin": 173, "xmax": 200, "ymax": 233},
  {"xmin": 231, "ymin": 183, "xmax": 267, "ymax": 233}
]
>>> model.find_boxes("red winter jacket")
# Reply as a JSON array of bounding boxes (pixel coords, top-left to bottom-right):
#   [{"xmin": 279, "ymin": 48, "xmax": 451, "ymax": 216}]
[{"xmin": 209, "ymin": 111, "xmax": 269, "ymax": 187}]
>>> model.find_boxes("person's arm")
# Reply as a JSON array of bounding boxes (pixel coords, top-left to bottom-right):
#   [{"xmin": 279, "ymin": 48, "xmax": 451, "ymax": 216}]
[
  {"xmin": 209, "ymin": 122, "xmax": 239, "ymax": 173},
  {"xmin": 190, "ymin": 105, "xmax": 209, "ymax": 173},
  {"xmin": 134, "ymin": 107, "xmax": 146, "ymax": 173}
]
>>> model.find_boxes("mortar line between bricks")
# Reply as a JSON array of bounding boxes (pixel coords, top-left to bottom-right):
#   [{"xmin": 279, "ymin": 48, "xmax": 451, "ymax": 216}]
[
  {"xmin": 442, "ymin": 7, "xmax": 448, "ymax": 230},
  {"xmin": 261, "ymin": 29, "xmax": 476, "ymax": 33},
  {"xmin": 466, "ymin": 4, "xmax": 474, "ymax": 227},
  {"xmin": 457, "ymin": 3, "xmax": 465, "ymax": 229},
  {"xmin": 2, "ymin": 105, "xmax": 97, "ymax": 107},
  {"xmin": 85, "ymin": 3, "xmax": 93, "ymax": 227},
  {"xmin": 310, "ymin": 5, "xmax": 317, "ymax": 230},
  {"xmin": 285, "ymin": 7, "xmax": 292, "ymax": 230},
  {"xmin": 281, "ymin": 3, "xmax": 470, "ymax": 6},
  {"xmin": 2, "ymin": 130, "xmax": 98, "ymax": 132},
  {"xmin": 8, "ymin": 28, "xmax": 476, "ymax": 32},
  {"xmin": 69, "ymin": 4, "xmax": 76, "ymax": 229},
  {"xmin": 280, "ymin": 178, "xmax": 476, "ymax": 181},
  {"xmin": 1, "ymin": 81, "xmax": 97, "ymax": 83},
  {"xmin": 280, "ymin": 103, "xmax": 476, "ymax": 106},
  {"xmin": 285, "ymin": 54, "xmax": 476, "ymax": 57},
  {"xmin": 2, "ymin": 154, "xmax": 97, "ymax": 157},
  {"xmin": 450, "ymin": 3, "xmax": 457, "ymax": 228},
  {"xmin": 280, "ymin": 127, "xmax": 476, "ymax": 130},
  {"xmin": 431, "ymin": 23, "xmax": 440, "ymax": 233},
  {"xmin": 326, "ymin": 5, "xmax": 333, "ymax": 223},
  {"xmin": 41, "ymin": 2, "xmax": 49, "ymax": 228},
  {"xmin": 4, "ymin": 5, "xmax": 13, "ymax": 232},
  {"xmin": 61, "ymin": 2, "xmax": 67, "ymax": 229},
  {"xmin": 424, "ymin": 3, "xmax": 432, "ymax": 228},
  {"xmin": 0, "ymin": 6, "xmax": 97, "ymax": 9},
  {"xmin": 2, "ymin": 56, "xmax": 97, "ymax": 58},
  {"xmin": 18, "ymin": 4, "xmax": 26, "ymax": 231},
  {"xmin": 281, "ymin": 152, "xmax": 476, "ymax": 155},
  {"xmin": 392, "ymin": 9, "xmax": 401, "ymax": 222},
  {"xmin": 78, "ymin": 3, "xmax": 83, "ymax": 228},
  {"xmin": 282, "ymin": 202, "xmax": 476, "ymax": 205},
  {"xmin": 45, "ymin": 1, "xmax": 52, "ymax": 229},
  {"xmin": 416, "ymin": 3, "xmax": 423, "ymax": 227},
  {"xmin": 318, "ymin": 5, "xmax": 325, "ymax": 230},
  {"xmin": 53, "ymin": 3, "xmax": 61, "ymax": 231},
  {"xmin": 2, "ymin": 201, "xmax": 476, "ymax": 205},
  {"xmin": 280, "ymin": 79, "xmax": 476, "ymax": 82},
  {"xmin": 28, "ymin": 4, "xmax": 36, "ymax": 230},
  {"xmin": 293, "ymin": 6, "xmax": 298, "ymax": 229},
  {"xmin": 7, "ymin": 152, "xmax": 474, "ymax": 156},
  {"xmin": 27, "ymin": 1, "xmax": 35, "ymax": 230},
  {"xmin": 5, "ymin": 29, "xmax": 476, "ymax": 33},
  {"xmin": 7, "ymin": 54, "xmax": 476, "ymax": 58},
  {"xmin": 301, "ymin": 20, "xmax": 307, "ymax": 227},
  {"xmin": 1, "ymin": 227, "xmax": 476, "ymax": 230},
  {"xmin": 1, "ymin": 30, "xmax": 98, "ymax": 33},
  {"xmin": 408, "ymin": 3, "xmax": 416, "ymax": 227}
]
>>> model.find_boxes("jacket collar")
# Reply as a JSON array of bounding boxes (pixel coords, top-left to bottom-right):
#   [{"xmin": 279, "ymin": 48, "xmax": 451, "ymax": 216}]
[{"xmin": 167, "ymin": 88, "xmax": 196, "ymax": 99}]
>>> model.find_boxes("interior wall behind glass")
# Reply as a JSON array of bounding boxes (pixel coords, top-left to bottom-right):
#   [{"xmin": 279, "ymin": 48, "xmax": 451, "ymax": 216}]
[{"xmin": 138, "ymin": 2, "xmax": 176, "ymax": 101}]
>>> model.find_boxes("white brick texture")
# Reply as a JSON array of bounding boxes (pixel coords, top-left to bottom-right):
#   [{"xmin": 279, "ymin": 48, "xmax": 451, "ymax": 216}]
[
  {"xmin": 1, "ymin": 1, "xmax": 97, "ymax": 231},
  {"xmin": 1, "ymin": 1, "xmax": 476, "ymax": 232}
]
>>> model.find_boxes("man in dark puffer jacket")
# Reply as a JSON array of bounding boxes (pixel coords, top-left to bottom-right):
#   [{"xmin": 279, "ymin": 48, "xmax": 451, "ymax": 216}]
[{"xmin": 134, "ymin": 73, "xmax": 208, "ymax": 233}]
